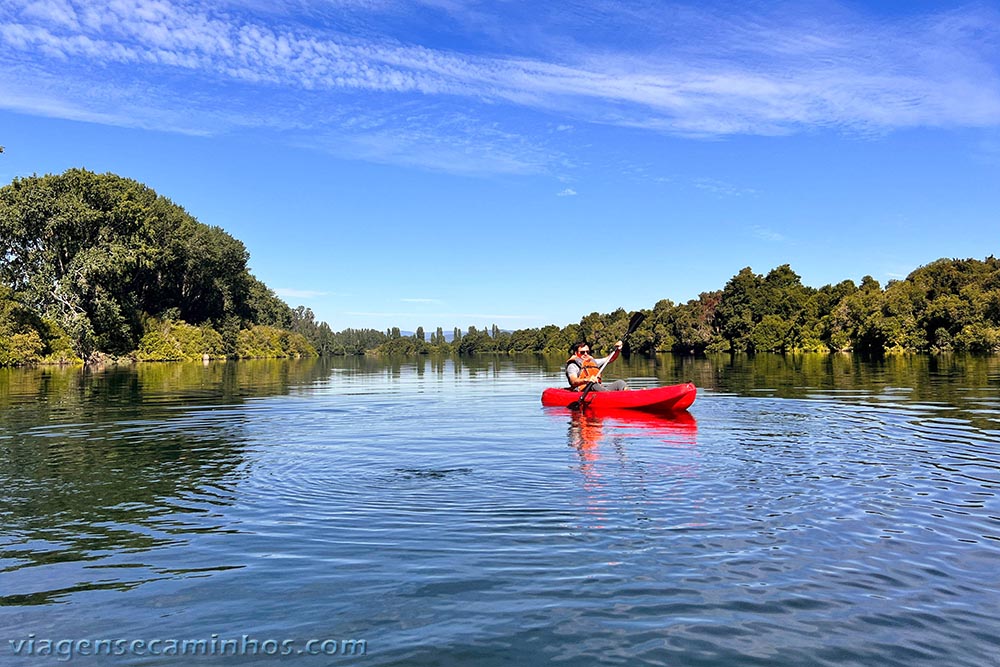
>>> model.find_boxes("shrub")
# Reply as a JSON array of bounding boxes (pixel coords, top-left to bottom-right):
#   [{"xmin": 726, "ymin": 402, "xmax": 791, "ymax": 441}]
[
  {"xmin": 134, "ymin": 319, "xmax": 228, "ymax": 361},
  {"xmin": 236, "ymin": 325, "xmax": 317, "ymax": 358}
]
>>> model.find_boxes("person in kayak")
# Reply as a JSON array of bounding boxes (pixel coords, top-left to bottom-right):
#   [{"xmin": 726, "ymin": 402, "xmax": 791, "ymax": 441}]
[{"xmin": 565, "ymin": 341, "xmax": 629, "ymax": 391}]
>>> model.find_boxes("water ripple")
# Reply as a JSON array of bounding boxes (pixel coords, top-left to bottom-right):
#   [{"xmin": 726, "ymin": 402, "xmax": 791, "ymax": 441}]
[{"xmin": 2, "ymin": 358, "xmax": 1000, "ymax": 666}]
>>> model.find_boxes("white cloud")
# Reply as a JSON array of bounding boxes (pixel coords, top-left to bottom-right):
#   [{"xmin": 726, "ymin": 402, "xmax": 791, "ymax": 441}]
[
  {"xmin": 21, "ymin": 0, "xmax": 80, "ymax": 30},
  {"xmin": 556, "ymin": 188, "xmax": 577, "ymax": 197},
  {"xmin": 1, "ymin": 1, "xmax": 999, "ymax": 172}
]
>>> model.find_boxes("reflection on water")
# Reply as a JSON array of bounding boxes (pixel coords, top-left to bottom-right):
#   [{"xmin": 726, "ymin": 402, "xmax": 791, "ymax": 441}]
[
  {"xmin": 0, "ymin": 354, "xmax": 998, "ymax": 667},
  {"xmin": 0, "ymin": 360, "xmax": 329, "ymax": 606},
  {"xmin": 557, "ymin": 409, "xmax": 699, "ymax": 531}
]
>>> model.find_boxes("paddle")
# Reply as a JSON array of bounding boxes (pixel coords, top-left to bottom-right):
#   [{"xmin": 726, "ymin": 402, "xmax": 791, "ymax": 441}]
[{"xmin": 568, "ymin": 311, "xmax": 647, "ymax": 411}]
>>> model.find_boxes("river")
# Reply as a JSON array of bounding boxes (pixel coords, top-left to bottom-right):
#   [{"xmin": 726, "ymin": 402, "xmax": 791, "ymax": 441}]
[{"xmin": 1, "ymin": 354, "xmax": 998, "ymax": 666}]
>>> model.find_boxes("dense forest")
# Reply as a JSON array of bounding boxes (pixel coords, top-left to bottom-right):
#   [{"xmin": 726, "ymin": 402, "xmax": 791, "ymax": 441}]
[
  {"xmin": 375, "ymin": 258, "xmax": 1000, "ymax": 357},
  {"xmin": 2, "ymin": 169, "xmax": 998, "ymax": 366}
]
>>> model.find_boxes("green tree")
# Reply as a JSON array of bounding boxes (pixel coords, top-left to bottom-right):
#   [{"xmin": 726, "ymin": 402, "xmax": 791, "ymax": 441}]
[
  {"xmin": 0, "ymin": 168, "xmax": 308, "ymax": 361},
  {"xmin": 750, "ymin": 315, "xmax": 792, "ymax": 352},
  {"xmin": 290, "ymin": 306, "xmax": 337, "ymax": 354},
  {"xmin": 714, "ymin": 267, "xmax": 764, "ymax": 352},
  {"xmin": 0, "ymin": 285, "xmax": 79, "ymax": 364},
  {"xmin": 329, "ymin": 328, "xmax": 387, "ymax": 355},
  {"xmin": 457, "ymin": 328, "xmax": 494, "ymax": 354},
  {"xmin": 671, "ymin": 291, "xmax": 723, "ymax": 353}
]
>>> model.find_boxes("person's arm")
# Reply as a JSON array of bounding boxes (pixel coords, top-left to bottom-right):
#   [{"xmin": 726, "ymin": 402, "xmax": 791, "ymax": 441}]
[
  {"xmin": 592, "ymin": 341, "xmax": 624, "ymax": 367},
  {"xmin": 566, "ymin": 360, "xmax": 582, "ymax": 388}
]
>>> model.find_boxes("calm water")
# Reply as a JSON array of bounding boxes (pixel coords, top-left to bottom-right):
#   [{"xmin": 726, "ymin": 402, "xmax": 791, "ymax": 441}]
[{"xmin": 1, "ymin": 354, "xmax": 999, "ymax": 666}]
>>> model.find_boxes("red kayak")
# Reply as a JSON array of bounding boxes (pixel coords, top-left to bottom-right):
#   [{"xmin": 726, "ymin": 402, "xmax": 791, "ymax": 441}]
[{"xmin": 541, "ymin": 382, "xmax": 697, "ymax": 413}]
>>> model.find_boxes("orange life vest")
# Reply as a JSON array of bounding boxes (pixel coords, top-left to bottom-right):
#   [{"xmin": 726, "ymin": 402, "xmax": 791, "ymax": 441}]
[{"xmin": 567, "ymin": 355, "xmax": 601, "ymax": 390}]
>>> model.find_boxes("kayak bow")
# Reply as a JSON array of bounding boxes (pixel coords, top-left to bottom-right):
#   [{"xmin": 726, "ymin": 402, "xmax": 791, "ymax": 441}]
[{"xmin": 541, "ymin": 382, "xmax": 696, "ymax": 413}]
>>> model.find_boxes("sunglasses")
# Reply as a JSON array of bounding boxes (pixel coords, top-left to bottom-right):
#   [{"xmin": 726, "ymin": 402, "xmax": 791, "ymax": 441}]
[{"xmin": 578, "ymin": 349, "xmax": 591, "ymax": 355}]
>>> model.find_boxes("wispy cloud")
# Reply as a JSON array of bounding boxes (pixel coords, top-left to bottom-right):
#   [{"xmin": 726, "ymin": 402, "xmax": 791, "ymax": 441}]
[
  {"xmin": 301, "ymin": 107, "xmax": 558, "ymax": 174},
  {"xmin": 693, "ymin": 178, "xmax": 758, "ymax": 198},
  {"xmin": 2, "ymin": 1, "xmax": 998, "ymax": 172},
  {"xmin": 556, "ymin": 188, "xmax": 577, "ymax": 197},
  {"xmin": 752, "ymin": 226, "xmax": 786, "ymax": 243},
  {"xmin": 400, "ymin": 297, "xmax": 442, "ymax": 304}
]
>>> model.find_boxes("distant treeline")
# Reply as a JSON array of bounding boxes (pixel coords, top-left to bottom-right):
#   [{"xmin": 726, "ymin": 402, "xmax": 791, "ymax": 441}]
[
  {"xmin": 373, "ymin": 258, "xmax": 1000, "ymax": 357},
  {"xmin": 3, "ymin": 169, "xmax": 998, "ymax": 366}
]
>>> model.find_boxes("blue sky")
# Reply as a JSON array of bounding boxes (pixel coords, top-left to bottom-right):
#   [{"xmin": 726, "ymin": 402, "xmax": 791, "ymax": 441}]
[{"xmin": 2, "ymin": 0, "xmax": 999, "ymax": 333}]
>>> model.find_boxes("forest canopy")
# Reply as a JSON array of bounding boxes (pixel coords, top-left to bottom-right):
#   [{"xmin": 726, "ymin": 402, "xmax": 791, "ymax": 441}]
[
  {"xmin": 372, "ymin": 258, "xmax": 1000, "ymax": 357},
  {"xmin": 0, "ymin": 168, "xmax": 314, "ymax": 364},
  {"xmin": 2, "ymin": 169, "xmax": 999, "ymax": 366}
]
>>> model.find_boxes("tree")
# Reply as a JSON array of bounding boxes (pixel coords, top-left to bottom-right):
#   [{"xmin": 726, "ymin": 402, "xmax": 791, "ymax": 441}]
[
  {"xmin": 751, "ymin": 315, "xmax": 792, "ymax": 352},
  {"xmin": 0, "ymin": 168, "xmax": 300, "ymax": 359},
  {"xmin": 714, "ymin": 267, "xmax": 764, "ymax": 352},
  {"xmin": 672, "ymin": 291, "xmax": 723, "ymax": 353},
  {"xmin": 330, "ymin": 328, "xmax": 387, "ymax": 355},
  {"xmin": 643, "ymin": 299, "xmax": 674, "ymax": 354},
  {"xmin": 0, "ymin": 285, "xmax": 79, "ymax": 364},
  {"xmin": 457, "ymin": 328, "xmax": 494, "ymax": 354}
]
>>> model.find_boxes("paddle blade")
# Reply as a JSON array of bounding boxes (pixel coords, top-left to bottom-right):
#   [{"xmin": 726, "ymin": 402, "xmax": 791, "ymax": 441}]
[
  {"xmin": 626, "ymin": 311, "xmax": 646, "ymax": 336},
  {"xmin": 568, "ymin": 382, "xmax": 597, "ymax": 410}
]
